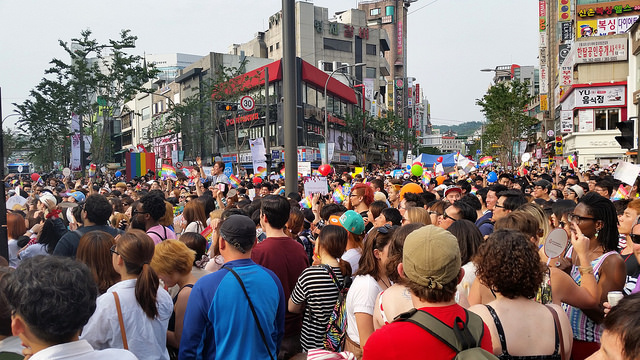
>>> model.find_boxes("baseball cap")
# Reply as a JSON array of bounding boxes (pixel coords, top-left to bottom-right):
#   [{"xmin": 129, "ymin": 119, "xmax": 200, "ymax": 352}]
[
  {"xmin": 403, "ymin": 225, "xmax": 461, "ymax": 290},
  {"xmin": 444, "ymin": 185, "xmax": 462, "ymax": 197},
  {"xmin": 569, "ymin": 184, "xmax": 584, "ymax": 199},
  {"xmin": 219, "ymin": 215, "xmax": 256, "ymax": 253},
  {"xmin": 69, "ymin": 191, "xmax": 86, "ymax": 203},
  {"xmin": 338, "ymin": 210, "xmax": 365, "ymax": 235}
]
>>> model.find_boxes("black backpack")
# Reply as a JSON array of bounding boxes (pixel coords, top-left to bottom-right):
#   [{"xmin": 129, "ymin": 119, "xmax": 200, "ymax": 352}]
[{"xmin": 395, "ymin": 308, "xmax": 498, "ymax": 360}]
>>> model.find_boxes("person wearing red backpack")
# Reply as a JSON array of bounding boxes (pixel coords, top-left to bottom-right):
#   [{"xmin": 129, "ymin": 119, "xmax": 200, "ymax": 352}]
[{"xmin": 362, "ymin": 225, "xmax": 493, "ymax": 359}]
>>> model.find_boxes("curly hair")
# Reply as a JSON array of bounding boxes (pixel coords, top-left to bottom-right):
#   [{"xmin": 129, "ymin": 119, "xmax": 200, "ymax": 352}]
[
  {"xmin": 474, "ymin": 229, "xmax": 544, "ymax": 299},
  {"xmin": 84, "ymin": 194, "xmax": 114, "ymax": 225},
  {"xmin": 1, "ymin": 256, "xmax": 97, "ymax": 344},
  {"xmin": 140, "ymin": 192, "xmax": 168, "ymax": 222}
]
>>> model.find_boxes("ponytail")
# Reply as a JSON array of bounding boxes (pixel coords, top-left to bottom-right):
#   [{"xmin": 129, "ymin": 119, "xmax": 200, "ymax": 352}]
[
  {"xmin": 118, "ymin": 230, "xmax": 160, "ymax": 319},
  {"xmin": 338, "ymin": 258, "xmax": 352, "ymax": 280},
  {"xmin": 136, "ymin": 263, "xmax": 159, "ymax": 319}
]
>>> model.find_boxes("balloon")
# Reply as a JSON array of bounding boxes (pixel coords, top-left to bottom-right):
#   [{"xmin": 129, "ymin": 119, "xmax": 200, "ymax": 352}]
[
  {"xmin": 31, "ymin": 173, "xmax": 40, "ymax": 182},
  {"xmin": 436, "ymin": 175, "xmax": 446, "ymax": 185},
  {"xmin": 115, "ymin": 171, "xmax": 122, "ymax": 177},
  {"xmin": 437, "ymin": 156, "xmax": 443, "ymax": 163},
  {"xmin": 487, "ymin": 171, "xmax": 498, "ymax": 183},
  {"xmin": 411, "ymin": 164, "xmax": 423, "ymax": 177},
  {"xmin": 252, "ymin": 177, "xmax": 262, "ymax": 185},
  {"xmin": 406, "ymin": 164, "xmax": 411, "ymax": 171},
  {"xmin": 413, "ymin": 161, "xmax": 422, "ymax": 166},
  {"xmin": 318, "ymin": 164, "xmax": 332, "ymax": 176}
]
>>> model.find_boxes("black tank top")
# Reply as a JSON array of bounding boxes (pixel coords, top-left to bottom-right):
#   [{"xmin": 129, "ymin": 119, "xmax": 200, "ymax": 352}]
[{"xmin": 485, "ymin": 305, "xmax": 561, "ymax": 360}]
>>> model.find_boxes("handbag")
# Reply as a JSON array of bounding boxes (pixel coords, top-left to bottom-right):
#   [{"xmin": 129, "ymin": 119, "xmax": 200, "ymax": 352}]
[
  {"xmin": 113, "ymin": 292, "xmax": 129, "ymax": 350},
  {"xmin": 222, "ymin": 266, "xmax": 275, "ymax": 360}
]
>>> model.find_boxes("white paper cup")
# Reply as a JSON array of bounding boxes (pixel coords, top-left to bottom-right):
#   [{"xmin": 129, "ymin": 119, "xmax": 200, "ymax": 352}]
[{"xmin": 608, "ymin": 291, "xmax": 624, "ymax": 307}]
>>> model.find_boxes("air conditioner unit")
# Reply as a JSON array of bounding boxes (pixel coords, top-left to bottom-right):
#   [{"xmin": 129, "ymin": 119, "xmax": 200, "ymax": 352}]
[
  {"xmin": 333, "ymin": 61, "xmax": 342, "ymax": 72},
  {"xmin": 318, "ymin": 60, "xmax": 325, "ymax": 69}
]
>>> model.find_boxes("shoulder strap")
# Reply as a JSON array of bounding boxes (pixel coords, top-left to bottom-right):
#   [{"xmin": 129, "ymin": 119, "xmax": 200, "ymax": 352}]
[
  {"xmin": 222, "ymin": 266, "xmax": 275, "ymax": 360},
  {"xmin": 484, "ymin": 305, "xmax": 508, "ymax": 355},
  {"xmin": 545, "ymin": 305, "xmax": 565, "ymax": 360},
  {"xmin": 322, "ymin": 264, "xmax": 343, "ymax": 290},
  {"xmin": 399, "ymin": 309, "xmax": 474, "ymax": 354},
  {"xmin": 113, "ymin": 292, "xmax": 128, "ymax": 350},
  {"xmin": 147, "ymin": 229, "xmax": 165, "ymax": 241}
]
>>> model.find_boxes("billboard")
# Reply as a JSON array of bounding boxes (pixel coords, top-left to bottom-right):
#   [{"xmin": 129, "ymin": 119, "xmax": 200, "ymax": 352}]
[
  {"xmin": 577, "ymin": 15, "xmax": 639, "ymax": 38},
  {"xmin": 575, "ymin": 37, "xmax": 627, "ymax": 64}
]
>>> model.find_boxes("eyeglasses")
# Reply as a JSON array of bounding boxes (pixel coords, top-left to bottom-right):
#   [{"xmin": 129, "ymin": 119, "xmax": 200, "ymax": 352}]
[
  {"xmin": 441, "ymin": 211, "xmax": 458, "ymax": 222},
  {"xmin": 494, "ymin": 203, "xmax": 505, "ymax": 209},
  {"xmin": 132, "ymin": 209, "xmax": 148, "ymax": 216},
  {"xmin": 428, "ymin": 210, "xmax": 441, "ymax": 216},
  {"xmin": 567, "ymin": 213, "xmax": 596, "ymax": 223},
  {"xmin": 110, "ymin": 245, "xmax": 120, "ymax": 256}
]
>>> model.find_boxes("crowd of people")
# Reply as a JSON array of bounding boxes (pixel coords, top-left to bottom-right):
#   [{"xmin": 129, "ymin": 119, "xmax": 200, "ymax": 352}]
[{"xmin": 1, "ymin": 159, "xmax": 640, "ymax": 360}]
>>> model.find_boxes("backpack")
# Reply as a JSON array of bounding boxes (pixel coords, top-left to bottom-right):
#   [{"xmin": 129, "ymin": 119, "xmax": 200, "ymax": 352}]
[
  {"xmin": 322, "ymin": 265, "xmax": 352, "ymax": 352},
  {"xmin": 396, "ymin": 308, "xmax": 498, "ymax": 360}
]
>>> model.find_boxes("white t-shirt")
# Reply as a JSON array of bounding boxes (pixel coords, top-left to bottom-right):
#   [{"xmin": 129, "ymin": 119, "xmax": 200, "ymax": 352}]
[
  {"xmin": 345, "ymin": 274, "xmax": 382, "ymax": 345},
  {"xmin": 341, "ymin": 248, "xmax": 362, "ymax": 276}
]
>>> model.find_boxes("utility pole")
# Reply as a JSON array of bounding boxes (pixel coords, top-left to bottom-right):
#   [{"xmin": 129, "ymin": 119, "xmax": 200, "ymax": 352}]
[
  {"xmin": 264, "ymin": 67, "xmax": 272, "ymax": 172},
  {"xmin": 0, "ymin": 87, "xmax": 8, "ymax": 261},
  {"xmin": 282, "ymin": 0, "xmax": 298, "ymax": 195}
]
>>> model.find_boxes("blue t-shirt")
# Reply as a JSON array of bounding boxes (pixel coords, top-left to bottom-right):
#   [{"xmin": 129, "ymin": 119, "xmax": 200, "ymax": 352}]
[{"xmin": 179, "ymin": 258, "xmax": 285, "ymax": 360}]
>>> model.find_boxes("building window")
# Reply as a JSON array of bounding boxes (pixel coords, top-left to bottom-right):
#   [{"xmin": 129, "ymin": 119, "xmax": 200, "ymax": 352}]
[
  {"xmin": 370, "ymin": 8, "xmax": 381, "ymax": 16},
  {"xmin": 276, "ymin": 42, "xmax": 280, "ymax": 49},
  {"xmin": 142, "ymin": 107, "xmax": 150, "ymax": 121},
  {"xmin": 385, "ymin": 6, "xmax": 394, "ymax": 16},
  {"xmin": 366, "ymin": 44, "xmax": 376, "ymax": 55},
  {"xmin": 270, "ymin": 45, "xmax": 274, "ymax": 52},
  {"xmin": 323, "ymin": 38, "xmax": 352, "ymax": 53},
  {"xmin": 594, "ymin": 108, "xmax": 619, "ymax": 130},
  {"xmin": 366, "ymin": 67, "xmax": 376, "ymax": 78}
]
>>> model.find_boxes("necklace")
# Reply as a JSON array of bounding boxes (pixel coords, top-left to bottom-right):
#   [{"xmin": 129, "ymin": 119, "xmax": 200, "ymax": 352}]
[{"xmin": 379, "ymin": 277, "xmax": 391, "ymax": 289}]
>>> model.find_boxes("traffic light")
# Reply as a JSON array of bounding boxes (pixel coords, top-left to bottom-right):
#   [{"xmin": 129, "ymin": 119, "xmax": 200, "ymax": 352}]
[
  {"xmin": 216, "ymin": 103, "xmax": 237, "ymax": 111},
  {"xmin": 615, "ymin": 119, "xmax": 636, "ymax": 150}
]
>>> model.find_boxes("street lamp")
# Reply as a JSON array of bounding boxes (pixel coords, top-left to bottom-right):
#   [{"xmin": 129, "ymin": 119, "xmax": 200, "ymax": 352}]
[{"xmin": 323, "ymin": 62, "xmax": 366, "ymax": 165}]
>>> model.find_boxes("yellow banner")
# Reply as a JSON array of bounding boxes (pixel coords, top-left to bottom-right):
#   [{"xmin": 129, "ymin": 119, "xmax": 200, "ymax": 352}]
[{"xmin": 540, "ymin": 94, "xmax": 548, "ymax": 111}]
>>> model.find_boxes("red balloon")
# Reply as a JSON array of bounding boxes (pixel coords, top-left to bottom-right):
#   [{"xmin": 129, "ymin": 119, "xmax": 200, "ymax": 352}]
[
  {"xmin": 252, "ymin": 177, "xmax": 262, "ymax": 185},
  {"xmin": 31, "ymin": 173, "xmax": 40, "ymax": 182},
  {"xmin": 437, "ymin": 156, "xmax": 443, "ymax": 163},
  {"xmin": 318, "ymin": 164, "xmax": 332, "ymax": 176}
]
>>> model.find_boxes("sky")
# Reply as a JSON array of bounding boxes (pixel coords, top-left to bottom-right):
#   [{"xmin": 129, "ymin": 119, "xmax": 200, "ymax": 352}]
[{"xmin": 0, "ymin": 0, "xmax": 539, "ymax": 129}]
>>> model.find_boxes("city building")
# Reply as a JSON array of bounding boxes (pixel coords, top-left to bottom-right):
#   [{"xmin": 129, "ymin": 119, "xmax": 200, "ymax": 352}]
[
  {"xmin": 438, "ymin": 130, "xmax": 466, "ymax": 154},
  {"xmin": 145, "ymin": 53, "xmax": 204, "ymax": 82},
  {"xmin": 232, "ymin": 2, "xmax": 392, "ymax": 117}
]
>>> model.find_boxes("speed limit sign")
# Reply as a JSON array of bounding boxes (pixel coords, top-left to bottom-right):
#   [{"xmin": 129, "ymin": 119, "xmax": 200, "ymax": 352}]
[{"xmin": 240, "ymin": 96, "xmax": 255, "ymax": 111}]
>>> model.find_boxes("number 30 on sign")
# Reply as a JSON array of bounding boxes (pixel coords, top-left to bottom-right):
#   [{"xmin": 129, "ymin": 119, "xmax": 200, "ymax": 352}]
[{"xmin": 240, "ymin": 96, "xmax": 255, "ymax": 111}]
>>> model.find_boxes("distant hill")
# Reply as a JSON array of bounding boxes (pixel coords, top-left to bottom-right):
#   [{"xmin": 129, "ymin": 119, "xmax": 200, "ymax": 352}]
[{"xmin": 432, "ymin": 121, "xmax": 483, "ymax": 137}]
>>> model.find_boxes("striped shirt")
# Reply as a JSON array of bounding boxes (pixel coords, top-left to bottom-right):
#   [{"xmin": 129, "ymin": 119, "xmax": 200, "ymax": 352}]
[{"xmin": 290, "ymin": 265, "xmax": 345, "ymax": 351}]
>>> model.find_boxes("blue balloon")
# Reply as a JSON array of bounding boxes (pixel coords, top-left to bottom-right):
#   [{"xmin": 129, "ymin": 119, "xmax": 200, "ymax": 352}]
[
  {"xmin": 406, "ymin": 164, "xmax": 411, "ymax": 170},
  {"xmin": 115, "ymin": 171, "xmax": 122, "ymax": 177},
  {"xmin": 487, "ymin": 171, "xmax": 498, "ymax": 183}
]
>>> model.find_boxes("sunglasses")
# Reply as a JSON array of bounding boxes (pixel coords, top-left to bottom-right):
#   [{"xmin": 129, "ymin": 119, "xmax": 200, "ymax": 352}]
[
  {"xmin": 442, "ymin": 212, "xmax": 457, "ymax": 221},
  {"xmin": 110, "ymin": 245, "xmax": 120, "ymax": 256},
  {"xmin": 630, "ymin": 234, "xmax": 640, "ymax": 244}
]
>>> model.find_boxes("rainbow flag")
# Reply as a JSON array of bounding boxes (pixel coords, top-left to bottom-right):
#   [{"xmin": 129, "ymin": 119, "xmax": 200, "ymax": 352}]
[
  {"xmin": 470, "ymin": 186, "xmax": 478, "ymax": 195},
  {"xmin": 229, "ymin": 174, "xmax": 241, "ymax": 188},
  {"xmin": 333, "ymin": 186, "xmax": 345, "ymax": 203},
  {"xmin": 280, "ymin": 167, "xmax": 286, "ymax": 178},
  {"xmin": 162, "ymin": 164, "xmax": 177, "ymax": 180},
  {"xmin": 422, "ymin": 171, "xmax": 432, "ymax": 186},
  {"xmin": 479, "ymin": 156, "xmax": 493, "ymax": 167},
  {"xmin": 567, "ymin": 154, "xmax": 577, "ymax": 169},
  {"xmin": 88, "ymin": 164, "xmax": 96, "ymax": 178},
  {"xmin": 201, "ymin": 224, "xmax": 215, "ymax": 250},
  {"xmin": 299, "ymin": 195, "xmax": 312, "ymax": 209},
  {"xmin": 125, "ymin": 152, "xmax": 156, "ymax": 181},
  {"xmin": 613, "ymin": 184, "xmax": 629, "ymax": 200}
]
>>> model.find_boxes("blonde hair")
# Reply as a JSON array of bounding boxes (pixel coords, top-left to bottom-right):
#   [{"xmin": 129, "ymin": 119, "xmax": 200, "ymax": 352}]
[
  {"xmin": 159, "ymin": 201, "xmax": 174, "ymax": 227},
  {"xmin": 151, "ymin": 239, "xmax": 195, "ymax": 276},
  {"xmin": 406, "ymin": 207, "xmax": 431, "ymax": 225},
  {"xmin": 515, "ymin": 203, "xmax": 549, "ymax": 246}
]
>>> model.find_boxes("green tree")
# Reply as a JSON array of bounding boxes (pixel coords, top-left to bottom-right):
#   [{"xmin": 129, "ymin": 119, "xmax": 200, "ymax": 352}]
[
  {"xmin": 476, "ymin": 79, "xmax": 538, "ymax": 166},
  {"xmin": 15, "ymin": 29, "xmax": 156, "ymax": 169}
]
